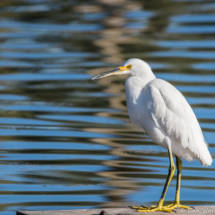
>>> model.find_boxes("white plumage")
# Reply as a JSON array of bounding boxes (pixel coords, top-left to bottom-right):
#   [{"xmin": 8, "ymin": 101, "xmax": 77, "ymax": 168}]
[
  {"xmin": 92, "ymin": 58, "xmax": 212, "ymax": 212},
  {"xmin": 126, "ymin": 75, "xmax": 212, "ymax": 166}
]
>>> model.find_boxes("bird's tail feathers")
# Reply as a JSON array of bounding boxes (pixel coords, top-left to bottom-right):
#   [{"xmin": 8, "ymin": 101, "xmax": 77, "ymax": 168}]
[{"xmin": 195, "ymin": 140, "xmax": 212, "ymax": 167}]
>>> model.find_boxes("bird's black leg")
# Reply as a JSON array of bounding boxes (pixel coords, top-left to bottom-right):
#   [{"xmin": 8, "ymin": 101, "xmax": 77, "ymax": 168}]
[{"xmin": 163, "ymin": 156, "xmax": 190, "ymax": 210}]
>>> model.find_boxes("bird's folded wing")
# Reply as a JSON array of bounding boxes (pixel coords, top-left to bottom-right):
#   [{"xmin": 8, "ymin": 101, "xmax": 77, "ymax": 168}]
[{"xmin": 144, "ymin": 79, "xmax": 206, "ymax": 154}]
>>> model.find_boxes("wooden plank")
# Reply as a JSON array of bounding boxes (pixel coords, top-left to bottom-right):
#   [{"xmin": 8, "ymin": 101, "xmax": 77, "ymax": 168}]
[{"xmin": 17, "ymin": 206, "xmax": 215, "ymax": 215}]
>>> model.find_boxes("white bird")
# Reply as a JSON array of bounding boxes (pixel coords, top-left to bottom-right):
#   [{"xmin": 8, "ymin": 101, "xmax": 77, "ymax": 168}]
[{"xmin": 92, "ymin": 59, "xmax": 213, "ymax": 213}]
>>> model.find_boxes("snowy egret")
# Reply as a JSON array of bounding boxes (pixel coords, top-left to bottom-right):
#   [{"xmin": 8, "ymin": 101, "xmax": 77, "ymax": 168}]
[{"xmin": 92, "ymin": 58, "xmax": 212, "ymax": 213}]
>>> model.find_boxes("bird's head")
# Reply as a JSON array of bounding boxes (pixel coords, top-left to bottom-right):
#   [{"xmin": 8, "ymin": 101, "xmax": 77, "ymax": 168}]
[{"xmin": 92, "ymin": 58, "xmax": 154, "ymax": 80}]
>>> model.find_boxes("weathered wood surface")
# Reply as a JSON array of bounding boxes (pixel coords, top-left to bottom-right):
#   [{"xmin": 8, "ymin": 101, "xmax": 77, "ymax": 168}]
[{"xmin": 17, "ymin": 206, "xmax": 215, "ymax": 215}]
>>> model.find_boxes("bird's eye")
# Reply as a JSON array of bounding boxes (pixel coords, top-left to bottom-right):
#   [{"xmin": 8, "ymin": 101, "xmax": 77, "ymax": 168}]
[{"xmin": 127, "ymin": 64, "xmax": 132, "ymax": 69}]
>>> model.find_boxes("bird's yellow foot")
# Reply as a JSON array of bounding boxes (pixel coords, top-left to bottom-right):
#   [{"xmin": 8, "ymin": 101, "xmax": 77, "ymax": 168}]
[
  {"xmin": 162, "ymin": 203, "xmax": 190, "ymax": 210},
  {"xmin": 131, "ymin": 205, "xmax": 172, "ymax": 213}
]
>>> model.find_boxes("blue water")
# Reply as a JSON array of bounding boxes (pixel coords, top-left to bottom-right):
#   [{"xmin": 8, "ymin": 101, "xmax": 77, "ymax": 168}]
[{"xmin": 0, "ymin": 0, "xmax": 214, "ymax": 214}]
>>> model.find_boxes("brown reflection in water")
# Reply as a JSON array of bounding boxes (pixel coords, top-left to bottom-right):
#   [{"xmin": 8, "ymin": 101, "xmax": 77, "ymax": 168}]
[
  {"xmin": 93, "ymin": 0, "xmax": 144, "ymax": 64},
  {"xmin": 88, "ymin": 0, "xmax": 148, "ymax": 110}
]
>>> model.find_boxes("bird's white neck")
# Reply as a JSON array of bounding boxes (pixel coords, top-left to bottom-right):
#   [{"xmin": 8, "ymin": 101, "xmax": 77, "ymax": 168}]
[{"xmin": 134, "ymin": 71, "xmax": 156, "ymax": 87}]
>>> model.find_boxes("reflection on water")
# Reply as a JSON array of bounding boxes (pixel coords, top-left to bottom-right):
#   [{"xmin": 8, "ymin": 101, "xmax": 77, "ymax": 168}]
[{"xmin": 0, "ymin": 0, "xmax": 215, "ymax": 214}]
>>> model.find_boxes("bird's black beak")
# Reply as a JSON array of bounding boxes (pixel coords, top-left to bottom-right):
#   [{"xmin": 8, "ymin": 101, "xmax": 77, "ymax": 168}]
[{"xmin": 92, "ymin": 67, "xmax": 122, "ymax": 80}]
